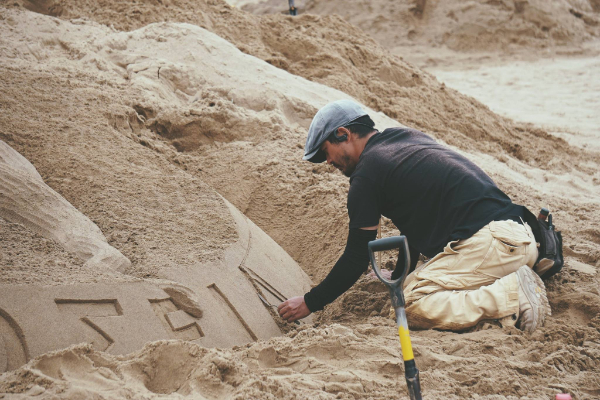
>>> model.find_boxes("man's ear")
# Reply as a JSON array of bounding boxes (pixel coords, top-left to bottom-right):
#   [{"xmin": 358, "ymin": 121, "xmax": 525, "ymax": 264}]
[{"xmin": 335, "ymin": 127, "xmax": 351, "ymax": 142}]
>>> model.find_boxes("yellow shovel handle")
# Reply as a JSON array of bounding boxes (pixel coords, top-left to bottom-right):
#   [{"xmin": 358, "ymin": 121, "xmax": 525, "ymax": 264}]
[{"xmin": 398, "ymin": 325, "xmax": 415, "ymax": 361}]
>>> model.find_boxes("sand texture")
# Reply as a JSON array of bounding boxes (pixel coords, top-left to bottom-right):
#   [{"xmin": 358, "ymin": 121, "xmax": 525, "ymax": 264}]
[
  {"xmin": 3, "ymin": 0, "xmax": 586, "ymax": 171},
  {"xmin": 9, "ymin": 0, "xmax": 596, "ymax": 281},
  {"xmin": 248, "ymin": 0, "xmax": 600, "ymax": 54},
  {"xmin": 429, "ymin": 56, "xmax": 600, "ymax": 149},
  {"xmin": 0, "ymin": 6, "xmax": 315, "ymax": 372},
  {"xmin": 1, "ymin": 141, "xmax": 131, "ymax": 273},
  {"xmin": 0, "ymin": 0, "xmax": 599, "ymax": 398}
]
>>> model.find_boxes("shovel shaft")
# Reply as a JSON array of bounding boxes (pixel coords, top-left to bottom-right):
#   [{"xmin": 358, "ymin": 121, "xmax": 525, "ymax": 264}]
[
  {"xmin": 405, "ymin": 362, "xmax": 423, "ymax": 400},
  {"xmin": 288, "ymin": 0, "xmax": 297, "ymax": 15},
  {"xmin": 395, "ymin": 307, "xmax": 414, "ymax": 361},
  {"xmin": 395, "ymin": 307, "xmax": 422, "ymax": 400}
]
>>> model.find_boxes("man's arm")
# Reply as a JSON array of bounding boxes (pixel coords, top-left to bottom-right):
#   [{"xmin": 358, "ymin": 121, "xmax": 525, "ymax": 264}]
[{"xmin": 278, "ymin": 227, "xmax": 377, "ymax": 322}]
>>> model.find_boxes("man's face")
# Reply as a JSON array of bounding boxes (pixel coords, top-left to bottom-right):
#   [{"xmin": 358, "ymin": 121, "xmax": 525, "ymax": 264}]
[{"xmin": 320, "ymin": 139, "xmax": 358, "ymax": 177}]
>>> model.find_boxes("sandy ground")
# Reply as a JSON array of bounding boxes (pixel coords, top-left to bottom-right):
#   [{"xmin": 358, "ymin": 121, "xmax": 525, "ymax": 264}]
[
  {"xmin": 247, "ymin": 0, "xmax": 600, "ymax": 52},
  {"xmin": 428, "ymin": 54, "xmax": 600, "ymax": 151},
  {"xmin": 0, "ymin": 0, "xmax": 600, "ymax": 399}
]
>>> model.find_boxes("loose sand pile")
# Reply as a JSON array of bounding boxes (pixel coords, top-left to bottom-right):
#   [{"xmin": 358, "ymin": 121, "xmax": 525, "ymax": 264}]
[
  {"xmin": 246, "ymin": 0, "xmax": 600, "ymax": 55},
  {"xmin": 3, "ymin": 320, "xmax": 598, "ymax": 399},
  {"xmin": 429, "ymin": 56, "xmax": 600, "ymax": 147},
  {"xmin": 4, "ymin": 0, "xmax": 584, "ymax": 169},
  {"xmin": 0, "ymin": 0, "xmax": 599, "ymax": 398}
]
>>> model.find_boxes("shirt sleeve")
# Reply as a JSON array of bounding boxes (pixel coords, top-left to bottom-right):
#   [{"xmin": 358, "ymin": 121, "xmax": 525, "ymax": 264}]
[
  {"xmin": 303, "ymin": 228, "xmax": 377, "ymax": 312},
  {"xmin": 347, "ymin": 175, "xmax": 381, "ymax": 229}
]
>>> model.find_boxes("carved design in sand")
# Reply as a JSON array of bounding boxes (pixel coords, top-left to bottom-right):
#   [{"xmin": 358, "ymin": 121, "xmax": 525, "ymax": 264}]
[
  {"xmin": 149, "ymin": 298, "xmax": 204, "ymax": 341},
  {"xmin": 0, "ymin": 308, "xmax": 29, "ymax": 373},
  {"xmin": 0, "ymin": 143, "xmax": 313, "ymax": 372},
  {"xmin": 54, "ymin": 299, "xmax": 124, "ymax": 352},
  {"xmin": 208, "ymin": 283, "xmax": 258, "ymax": 341}
]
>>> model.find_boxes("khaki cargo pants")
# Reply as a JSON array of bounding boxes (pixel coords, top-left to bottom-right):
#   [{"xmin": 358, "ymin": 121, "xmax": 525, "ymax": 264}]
[{"xmin": 404, "ymin": 220, "xmax": 538, "ymax": 331}]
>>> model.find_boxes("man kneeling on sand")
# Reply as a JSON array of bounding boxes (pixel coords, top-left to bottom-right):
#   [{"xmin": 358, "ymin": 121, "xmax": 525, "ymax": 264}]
[{"xmin": 278, "ymin": 100, "xmax": 552, "ymax": 332}]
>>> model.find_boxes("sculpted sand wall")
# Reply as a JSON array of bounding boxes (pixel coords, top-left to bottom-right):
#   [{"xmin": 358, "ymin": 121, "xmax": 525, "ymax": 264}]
[
  {"xmin": 0, "ymin": 142, "xmax": 313, "ymax": 372},
  {"xmin": 0, "ymin": 141, "xmax": 131, "ymax": 273},
  {"xmin": 0, "ymin": 197, "xmax": 314, "ymax": 373}
]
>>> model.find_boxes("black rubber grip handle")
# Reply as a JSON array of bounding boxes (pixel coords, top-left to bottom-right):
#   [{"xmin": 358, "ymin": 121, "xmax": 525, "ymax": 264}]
[
  {"xmin": 368, "ymin": 235, "xmax": 411, "ymax": 299},
  {"xmin": 368, "ymin": 236, "xmax": 404, "ymax": 252}
]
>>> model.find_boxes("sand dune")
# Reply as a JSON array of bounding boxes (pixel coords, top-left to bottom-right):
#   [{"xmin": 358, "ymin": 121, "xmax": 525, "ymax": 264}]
[{"xmin": 4, "ymin": 0, "xmax": 585, "ymax": 171}]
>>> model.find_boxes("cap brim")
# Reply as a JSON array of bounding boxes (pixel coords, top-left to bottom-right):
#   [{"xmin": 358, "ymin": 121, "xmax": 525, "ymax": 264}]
[{"xmin": 303, "ymin": 147, "xmax": 327, "ymax": 163}]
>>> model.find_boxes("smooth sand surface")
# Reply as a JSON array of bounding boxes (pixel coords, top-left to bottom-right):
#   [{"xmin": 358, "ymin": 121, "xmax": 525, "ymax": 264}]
[{"xmin": 430, "ymin": 55, "xmax": 600, "ymax": 151}]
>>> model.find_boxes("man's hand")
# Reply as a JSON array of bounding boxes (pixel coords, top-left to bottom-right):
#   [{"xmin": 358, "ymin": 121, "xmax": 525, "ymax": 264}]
[{"xmin": 278, "ymin": 296, "xmax": 311, "ymax": 323}]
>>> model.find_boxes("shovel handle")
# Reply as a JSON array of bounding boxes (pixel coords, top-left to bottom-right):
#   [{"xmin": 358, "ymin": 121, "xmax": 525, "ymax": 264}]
[
  {"xmin": 368, "ymin": 236, "xmax": 404, "ymax": 252},
  {"xmin": 368, "ymin": 236, "xmax": 411, "ymax": 288},
  {"xmin": 288, "ymin": 0, "xmax": 297, "ymax": 15}
]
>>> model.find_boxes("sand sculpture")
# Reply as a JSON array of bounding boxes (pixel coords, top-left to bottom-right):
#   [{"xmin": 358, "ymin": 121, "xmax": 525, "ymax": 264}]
[
  {"xmin": 0, "ymin": 140, "xmax": 314, "ymax": 373},
  {"xmin": 0, "ymin": 140, "xmax": 131, "ymax": 273},
  {"xmin": 0, "ymin": 108, "xmax": 314, "ymax": 375},
  {"xmin": 0, "ymin": 201, "xmax": 314, "ymax": 370}
]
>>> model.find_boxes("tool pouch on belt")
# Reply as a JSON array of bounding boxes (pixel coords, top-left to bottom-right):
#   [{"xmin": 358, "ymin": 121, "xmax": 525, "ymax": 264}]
[{"xmin": 523, "ymin": 207, "xmax": 564, "ymax": 280}]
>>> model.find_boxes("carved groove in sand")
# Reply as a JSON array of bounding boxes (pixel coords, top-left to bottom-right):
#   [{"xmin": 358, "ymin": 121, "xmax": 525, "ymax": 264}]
[
  {"xmin": 208, "ymin": 283, "xmax": 258, "ymax": 342},
  {"xmin": 0, "ymin": 284, "xmax": 183, "ymax": 366},
  {"xmin": 244, "ymin": 266, "xmax": 287, "ymax": 305},
  {"xmin": 149, "ymin": 298, "xmax": 204, "ymax": 341},
  {"xmin": 54, "ymin": 299, "xmax": 124, "ymax": 352},
  {"xmin": 0, "ymin": 308, "xmax": 29, "ymax": 374},
  {"xmin": 236, "ymin": 220, "xmax": 287, "ymax": 310}
]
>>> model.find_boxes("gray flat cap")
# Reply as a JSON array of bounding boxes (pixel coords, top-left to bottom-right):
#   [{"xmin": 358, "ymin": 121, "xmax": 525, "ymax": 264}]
[{"xmin": 303, "ymin": 99, "xmax": 369, "ymax": 163}]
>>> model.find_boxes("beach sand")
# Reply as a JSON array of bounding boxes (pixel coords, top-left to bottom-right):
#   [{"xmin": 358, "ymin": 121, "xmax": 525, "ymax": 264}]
[{"xmin": 1, "ymin": 0, "xmax": 599, "ymax": 398}]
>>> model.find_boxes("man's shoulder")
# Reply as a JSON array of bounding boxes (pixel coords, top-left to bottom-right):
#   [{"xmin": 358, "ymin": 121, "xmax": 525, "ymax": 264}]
[
  {"xmin": 360, "ymin": 127, "xmax": 435, "ymax": 161},
  {"xmin": 367, "ymin": 127, "xmax": 436, "ymax": 149},
  {"xmin": 381, "ymin": 127, "xmax": 436, "ymax": 141},
  {"xmin": 352, "ymin": 127, "xmax": 441, "ymax": 180}
]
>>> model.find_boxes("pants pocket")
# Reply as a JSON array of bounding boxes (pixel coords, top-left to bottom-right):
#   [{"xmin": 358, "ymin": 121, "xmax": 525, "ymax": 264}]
[
  {"xmin": 494, "ymin": 238, "xmax": 526, "ymax": 256},
  {"xmin": 488, "ymin": 220, "xmax": 531, "ymax": 255},
  {"xmin": 448, "ymin": 239, "xmax": 463, "ymax": 255},
  {"xmin": 477, "ymin": 221, "xmax": 532, "ymax": 278}
]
